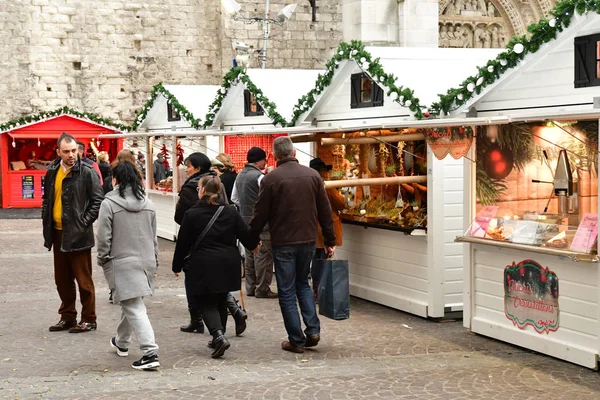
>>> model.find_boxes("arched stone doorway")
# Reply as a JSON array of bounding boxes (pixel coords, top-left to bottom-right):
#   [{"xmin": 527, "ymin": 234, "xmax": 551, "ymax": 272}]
[{"xmin": 438, "ymin": 0, "xmax": 557, "ymax": 48}]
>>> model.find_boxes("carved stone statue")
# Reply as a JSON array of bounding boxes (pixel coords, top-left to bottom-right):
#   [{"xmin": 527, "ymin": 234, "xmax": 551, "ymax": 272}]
[
  {"xmin": 459, "ymin": 25, "xmax": 474, "ymax": 48},
  {"xmin": 491, "ymin": 26, "xmax": 500, "ymax": 48},
  {"xmin": 474, "ymin": 26, "xmax": 485, "ymax": 48},
  {"xmin": 455, "ymin": 0, "xmax": 466, "ymax": 14},
  {"xmin": 487, "ymin": 1, "xmax": 496, "ymax": 17},
  {"xmin": 482, "ymin": 28, "xmax": 492, "ymax": 48},
  {"xmin": 478, "ymin": 0, "xmax": 487, "ymax": 16},
  {"xmin": 445, "ymin": 2, "xmax": 456, "ymax": 15},
  {"xmin": 439, "ymin": 25, "xmax": 450, "ymax": 47},
  {"xmin": 465, "ymin": 1, "xmax": 473, "ymax": 10}
]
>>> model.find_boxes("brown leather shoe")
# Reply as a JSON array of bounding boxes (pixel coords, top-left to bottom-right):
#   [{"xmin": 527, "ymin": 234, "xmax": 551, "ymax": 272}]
[
  {"xmin": 281, "ymin": 341, "xmax": 304, "ymax": 353},
  {"xmin": 49, "ymin": 320, "xmax": 77, "ymax": 332},
  {"xmin": 69, "ymin": 321, "xmax": 97, "ymax": 333},
  {"xmin": 256, "ymin": 290, "xmax": 278, "ymax": 299},
  {"xmin": 305, "ymin": 334, "xmax": 320, "ymax": 348}
]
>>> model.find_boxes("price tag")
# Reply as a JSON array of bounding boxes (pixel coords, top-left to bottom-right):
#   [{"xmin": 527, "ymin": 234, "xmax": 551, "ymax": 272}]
[
  {"xmin": 470, "ymin": 206, "xmax": 499, "ymax": 237},
  {"xmin": 570, "ymin": 214, "xmax": 598, "ymax": 253}
]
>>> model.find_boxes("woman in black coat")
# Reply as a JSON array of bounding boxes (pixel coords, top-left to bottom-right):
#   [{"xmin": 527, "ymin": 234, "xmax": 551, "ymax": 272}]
[{"xmin": 172, "ymin": 175, "xmax": 259, "ymax": 358}]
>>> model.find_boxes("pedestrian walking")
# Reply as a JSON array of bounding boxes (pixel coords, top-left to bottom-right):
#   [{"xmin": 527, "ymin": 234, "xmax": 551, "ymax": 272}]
[
  {"xmin": 309, "ymin": 158, "xmax": 345, "ymax": 301},
  {"xmin": 76, "ymin": 141, "xmax": 103, "ymax": 185},
  {"xmin": 97, "ymin": 151, "xmax": 113, "ymax": 194},
  {"xmin": 249, "ymin": 137, "xmax": 336, "ymax": 353},
  {"xmin": 172, "ymin": 176, "xmax": 259, "ymax": 358},
  {"xmin": 42, "ymin": 133, "xmax": 104, "ymax": 333},
  {"xmin": 215, "ymin": 153, "xmax": 237, "ymax": 203},
  {"xmin": 137, "ymin": 153, "xmax": 146, "ymax": 177},
  {"xmin": 174, "ymin": 152, "xmax": 247, "ymax": 336},
  {"xmin": 232, "ymin": 147, "xmax": 277, "ymax": 299},
  {"xmin": 96, "ymin": 161, "xmax": 161, "ymax": 370}
]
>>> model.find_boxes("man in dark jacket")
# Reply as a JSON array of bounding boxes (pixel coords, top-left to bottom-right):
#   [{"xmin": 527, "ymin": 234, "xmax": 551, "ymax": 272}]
[
  {"xmin": 250, "ymin": 137, "xmax": 336, "ymax": 353},
  {"xmin": 42, "ymin": 133, "xmax": 104, "ymax": 333},
  {"xmin": 153, "ymin": 154, "xmax": 168, "ymax": 185},
  {"xmin": 233, "ymin": 147, "xmax": 276, "ymax": 299}
]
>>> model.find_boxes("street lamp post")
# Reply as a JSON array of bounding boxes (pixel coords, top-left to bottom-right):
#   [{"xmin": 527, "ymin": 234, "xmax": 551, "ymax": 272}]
[{"xmin": 221, "ymin": 0, "xmax": 297, "ymax": 69}]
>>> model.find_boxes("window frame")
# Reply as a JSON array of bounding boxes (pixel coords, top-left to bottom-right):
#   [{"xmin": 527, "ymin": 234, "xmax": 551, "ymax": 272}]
[
  {"xmin": 574, "ymin": 33, "xmax": 600, "ymax": 88},
  {"xmin": 244, "ymin": 89, "xmax": 265, "ymax": 117},
  {"xmin": 167, "ymin": 102, "xmax": 181, "ymax": 122},
  {"xmin": 350, "ymin": 73, "xmax": 384, "ymax": 109}
]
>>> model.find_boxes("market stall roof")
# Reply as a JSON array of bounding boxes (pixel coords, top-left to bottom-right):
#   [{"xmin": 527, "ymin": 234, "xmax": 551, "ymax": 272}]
[
  {"xmin": 0, "ymin": 110, "xmax": 126, "ymax": 134},
  {"xmin": 439, "ymin": 11, "xmax": 600, "ymax": 119},
  {"xmin": 292, "ymin": 46, "xmax": 501, "ymax": 126},
  {"xmin": 137, "ymin": 84, "xmax": 220, "ymax": 130},
  {"xmin": 366, "ymin": 47, "xmax": 503, "ymax": 106},
  {"xmin": 245, "ymin": 69, "xmax": 323, "ymax": 121},
  {"xmin": 205, "ymin": 68, "xmax": 322, "ymax": 129}
]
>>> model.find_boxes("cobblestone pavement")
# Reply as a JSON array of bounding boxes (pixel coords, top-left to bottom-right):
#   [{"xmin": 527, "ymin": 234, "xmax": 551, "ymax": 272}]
[{"xmin": 1, "ymin": 219, "xmax": 600, "ymax": 399}]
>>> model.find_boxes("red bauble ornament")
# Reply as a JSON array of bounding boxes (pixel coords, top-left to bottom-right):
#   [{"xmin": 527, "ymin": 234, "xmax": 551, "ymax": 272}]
[
  {"xmin": 424, "ymin": 112, "xmax": 430, "ymax": 118},
  {"xmin": 519, "ymin": 267, "xmax": 525, "ymax": 277},
  {"xmin": 540, "ymin": 272, "xmax": 547, "ymax": 283},
  {"xmin": 483, "ymin": 143, "xmax": 514, "ymax": 180}
]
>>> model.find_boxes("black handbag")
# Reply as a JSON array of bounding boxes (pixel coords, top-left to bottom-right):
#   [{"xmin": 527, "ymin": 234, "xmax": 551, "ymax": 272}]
[{"xmin": 182, "ymin": 206, "xmax": 224, "ymax": 272}]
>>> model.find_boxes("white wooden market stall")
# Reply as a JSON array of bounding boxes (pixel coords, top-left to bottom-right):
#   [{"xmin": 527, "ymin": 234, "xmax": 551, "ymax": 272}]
[
  {"xmin": 203, "ymin": 68, "xmax": 322, "ymax": 168},
  {"xmin": 446, "ymin": 10, "xmax": 600, "ymax": 368},
  {"xmin": 291, "ymin": 45, "xmax": 502, "ymax": 318},
  {"xmin": 125, "ymin": 84, "xmax": 220, "ymax": 240}
]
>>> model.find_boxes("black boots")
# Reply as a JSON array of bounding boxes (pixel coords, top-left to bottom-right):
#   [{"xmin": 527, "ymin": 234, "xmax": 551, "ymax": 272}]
[
  {"xmin": 225, "ymin": 295, "xmax": 247, "ymax": 336},
  {"xmin": 211, "ymin": 330, "xmax": 230, "ymax": 358},
  {"xmin": 180, "ymin": 308, "xmax": 205, "ymax": 333}
]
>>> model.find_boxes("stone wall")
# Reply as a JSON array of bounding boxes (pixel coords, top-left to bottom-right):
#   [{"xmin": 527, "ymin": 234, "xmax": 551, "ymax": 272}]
[{"xmin": 0, "ymin": 0, "xmax": 343, "ymax": 125}]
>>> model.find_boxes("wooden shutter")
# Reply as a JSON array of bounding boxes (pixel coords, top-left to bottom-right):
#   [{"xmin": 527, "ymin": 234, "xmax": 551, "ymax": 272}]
[
  {"xmin": 574, "ymin": 36, "xmax": 591, "ymax": 88},
  {"xmin": 373, "ymin": 83, "xmax": 384, "ymax": 107},
  {"xmin": 350, "ymin": 74, "xmax": 361, "ymax": 108},
  {"xmin": 244, "ymin": 89, "xmax": 251, "ymax": 116}
]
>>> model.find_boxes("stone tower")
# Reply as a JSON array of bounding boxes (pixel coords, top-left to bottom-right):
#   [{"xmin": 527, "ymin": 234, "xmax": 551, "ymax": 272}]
[{"xmin": 0, "ymin": 0, "xmax": 343, "ymax": 124}]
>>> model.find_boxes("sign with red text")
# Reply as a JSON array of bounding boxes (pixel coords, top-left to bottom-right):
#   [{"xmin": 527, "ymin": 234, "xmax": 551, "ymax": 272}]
[
  {"xmin": 425, "ymin": 126, "xmax": 474, "ymax": 160},
  {"xmin": 504, "ymin": 259, "xmax": 559, "ymax": 334}
]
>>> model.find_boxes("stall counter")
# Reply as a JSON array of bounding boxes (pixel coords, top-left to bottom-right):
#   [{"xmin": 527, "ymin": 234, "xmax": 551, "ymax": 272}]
[
  {"xmin": 462, "ymin": 240, "xmax": 599, "ymax": 369},
  {"xmin": 147, "ymin": 189, "xmax": 179, "ymax": 241}
]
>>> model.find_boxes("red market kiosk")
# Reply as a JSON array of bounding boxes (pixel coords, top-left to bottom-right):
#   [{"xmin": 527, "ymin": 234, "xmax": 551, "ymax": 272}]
[{"xmin": 0, "ymin": 115, "xmax": 123, "ymax": 208}]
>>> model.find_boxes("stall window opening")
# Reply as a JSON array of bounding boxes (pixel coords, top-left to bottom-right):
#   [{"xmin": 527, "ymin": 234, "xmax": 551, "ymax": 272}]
[
  {"xmin": 244, "ymin": 90, "xmax": 264, "ymax": 116},
  {"xmin": 351, "ymin": 73, "xmax": 384, "ymax": 108},
  {"xmin": 167, "ymin": 102, "xmax": 181, "ymax": 122},
  {"xmin": 574, "ymin": 33, "xmax": 600, "ymax": 88}
]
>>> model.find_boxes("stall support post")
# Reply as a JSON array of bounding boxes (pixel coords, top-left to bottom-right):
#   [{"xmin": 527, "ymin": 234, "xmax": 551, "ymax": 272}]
[
  {"xmin": 145, "ymin": 136, "xmax": 151, "ymax": 190},
  {"xmin": 596, "ymin": 118, "xmax": 600, "ymax": 360},
  {"xmin": 462, "ymin": 138, "xmax": 476, "ymax": 329},
  {"xmin": 171, "ymin": 135, "xmax": 179, "ymax": 195},
  {"xmin": 427, "ymin": 148, "xmax": 445, "ymax": 318}
]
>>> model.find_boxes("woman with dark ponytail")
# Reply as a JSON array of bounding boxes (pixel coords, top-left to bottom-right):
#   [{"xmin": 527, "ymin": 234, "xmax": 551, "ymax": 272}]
[
  {"xmin": 96, "ymin": 161, "xmax": 161, "ymax": 370},
  {"xmin": 172, "ymin": 175, "xmax": 259, "ymax": 358}
]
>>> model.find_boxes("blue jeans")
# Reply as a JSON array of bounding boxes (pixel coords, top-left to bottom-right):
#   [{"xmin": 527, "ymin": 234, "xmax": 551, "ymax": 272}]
[{"xmin": 272, "ymin": 242, "xmax": 320, "ymax": 348}]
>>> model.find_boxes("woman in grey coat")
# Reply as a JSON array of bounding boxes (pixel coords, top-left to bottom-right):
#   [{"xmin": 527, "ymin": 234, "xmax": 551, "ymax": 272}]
[{"xmin": 96, "ymin": 161, "xmax": 160, "ymax": 371}]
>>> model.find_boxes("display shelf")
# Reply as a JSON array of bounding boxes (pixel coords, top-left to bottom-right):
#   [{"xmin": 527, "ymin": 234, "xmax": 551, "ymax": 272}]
[
  {"xmin": 341, "ymin": 217, "xmax": 426, "ymax": 235},
  {"xmin": 456, "ymin": 235, "xmax": 598, "ymax": 263}
]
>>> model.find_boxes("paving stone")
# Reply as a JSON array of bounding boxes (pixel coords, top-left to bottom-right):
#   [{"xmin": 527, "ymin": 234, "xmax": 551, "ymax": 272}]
[{"xmin": 1, "ymin": 219, "xmax": 600, "ymax": 399}]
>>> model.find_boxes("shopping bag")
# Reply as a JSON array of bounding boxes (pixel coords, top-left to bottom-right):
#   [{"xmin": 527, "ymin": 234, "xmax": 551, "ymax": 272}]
[{"xmin": 317, "ymin": 259, "xmax": 350, "ymax": 320}]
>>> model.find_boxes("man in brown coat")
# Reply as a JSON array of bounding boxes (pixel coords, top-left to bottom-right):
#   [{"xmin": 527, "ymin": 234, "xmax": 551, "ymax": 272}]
[{"xmin": 250, "ymin": 137, "xmax": 336, "ymax": 353}]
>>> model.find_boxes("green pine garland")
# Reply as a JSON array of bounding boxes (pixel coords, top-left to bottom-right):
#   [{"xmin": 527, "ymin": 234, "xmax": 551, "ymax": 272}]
[
  {"xmin": 202, "ymin": 67, "xmax": 287, "ymax": 129},
  {"xmin": 289, "ymin": 40, "xmax": 426, "ymax": 126},
  {"xmin": 131, "ymin": 82, "xmax": 202, "ymax": 130},
  {"xmin": 430, "ymin": 0, "xmax": 600, "ymax": 116},
  {"xmin": 0, "ymin": 106, "xmax": 130, "ymax": 133}
]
